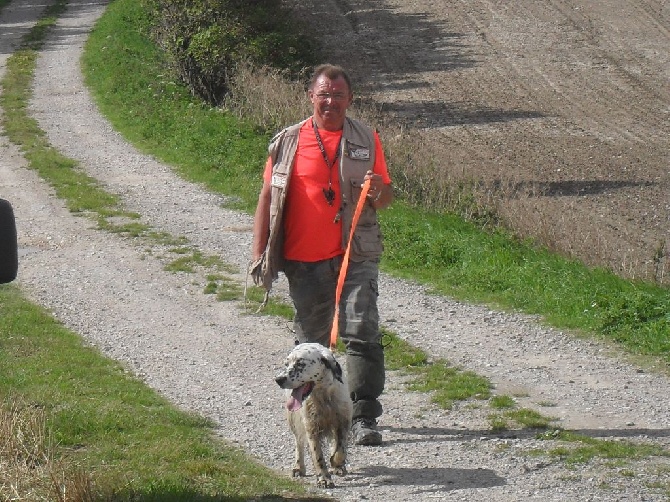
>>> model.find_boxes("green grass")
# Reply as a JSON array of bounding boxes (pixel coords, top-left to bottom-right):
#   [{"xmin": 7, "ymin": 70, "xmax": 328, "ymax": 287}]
[
  {"xmin": 0, "ymin": 285, "xmax": 320, "ymax": 501},
  {"xmin": 381, "ymin": 203, "xmax": 670, "ymax": 360},
  {"xmin": 163, "ymin": 250, "xmax": 227, "ymax": 273},
  {"xmin": 490, "ymin": 395, "xmax": 516, "ymax": 409},
  {"xmin": 384, "ymin": 329, "xmax": 491, "ymax": 409},
  {"xmin": 382, "ymin": 330, "xmax": 550, "ymax": 428},
  {"xmin": 538, "ymin": 430, "xmax": 670, "ymax": 466}
]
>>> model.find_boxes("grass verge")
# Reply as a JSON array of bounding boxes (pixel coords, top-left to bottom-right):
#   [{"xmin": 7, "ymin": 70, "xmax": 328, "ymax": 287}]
[
  {"xmin": 0, "ymin": 285, "xmax": 322, "ymax": 501},
  {"xmin": 537, "ymin": 429, "xmax": 670, "ymax": 466}
]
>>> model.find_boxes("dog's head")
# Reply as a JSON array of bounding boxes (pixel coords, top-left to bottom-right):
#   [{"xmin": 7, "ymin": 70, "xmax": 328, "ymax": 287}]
[{"xmin": 275, "ymin": 342, "xmax": 344, "ymax": 412}]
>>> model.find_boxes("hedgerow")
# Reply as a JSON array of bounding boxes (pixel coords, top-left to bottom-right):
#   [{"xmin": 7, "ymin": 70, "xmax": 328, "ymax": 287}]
[{"xmin": 143, "ymin": 0, "xmax": 318, "ymax": 105}]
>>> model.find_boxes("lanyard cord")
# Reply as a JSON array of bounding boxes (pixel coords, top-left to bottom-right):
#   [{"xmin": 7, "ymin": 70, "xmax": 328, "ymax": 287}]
[
  {"xmin": 312, "ymin": 119, "xmax": 342, "ymax": 207},
  {"xmin": 312, "ymin": 118, "xmax": 341, "ymax": 169}
]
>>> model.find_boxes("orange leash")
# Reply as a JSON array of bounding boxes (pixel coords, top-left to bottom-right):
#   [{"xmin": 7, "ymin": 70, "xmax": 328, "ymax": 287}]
[{"xmin": 329, "ymin": 178, "xmax": 371, "ymax": 349}]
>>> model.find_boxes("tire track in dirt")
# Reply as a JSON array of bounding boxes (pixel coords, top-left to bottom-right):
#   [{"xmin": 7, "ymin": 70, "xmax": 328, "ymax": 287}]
[{"xmin": 546, "ymin": 0, "xmax": 669, "ymax": 143}]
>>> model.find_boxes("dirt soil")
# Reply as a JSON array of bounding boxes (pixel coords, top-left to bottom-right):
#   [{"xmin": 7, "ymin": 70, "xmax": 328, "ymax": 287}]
[
  {"xmin": 1, "ymin": 1, "xmax": 670, "ymax": 501},
  {"xmin": 288, "ymin": 0, "xmax": 670, "ymax": 283}
]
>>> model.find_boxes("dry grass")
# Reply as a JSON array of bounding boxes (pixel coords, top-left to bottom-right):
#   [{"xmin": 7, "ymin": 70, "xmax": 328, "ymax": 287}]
[
  {"xmin": 223, "ymin": 62, "xmax": 312, "ymax": 134},
  {"xmin": 49, "ymin": 470, "xmax": 96, "ymax": 502},
  {"xmin": 0, "ymin": 399, "xmax": 51, "ymax": 500},
  {"xmin": 498, "ymin": 195, "xmax": 670, "ymax": 285},
  {"xmin": 223, "ymin": 65, "xmax": 669, "ymax": 284},
  {"xmin": 0, "ymin": 398, "xmax": 95, "ymax": 502}
]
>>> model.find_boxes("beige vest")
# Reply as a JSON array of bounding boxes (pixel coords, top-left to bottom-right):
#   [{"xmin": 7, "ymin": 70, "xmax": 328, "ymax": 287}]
[{"xmin": 251, "ymin": 117, "xmax": 384, "ymax": 291}]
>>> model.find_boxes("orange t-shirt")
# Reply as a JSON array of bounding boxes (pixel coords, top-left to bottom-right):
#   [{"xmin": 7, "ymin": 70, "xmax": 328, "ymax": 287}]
[{"xmin": 263, "ymin": 120, "xmax": 391, "ymax": 262}]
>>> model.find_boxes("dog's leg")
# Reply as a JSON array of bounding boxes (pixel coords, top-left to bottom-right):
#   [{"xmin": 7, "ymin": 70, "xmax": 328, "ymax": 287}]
[
  {"xmin": 329, "ymin": 423, "xmax": 349, "ymax": 476},
  {"xmin": 289, "ymin": 414, "xmax": 306, "ymax": 477},
  {"xmin": 293, "ymin": 437, "xmax": 306, "ymax": 478},
  {"xmin": 307, "ymin": 433, "xmax": 334, "ymax": 488}
]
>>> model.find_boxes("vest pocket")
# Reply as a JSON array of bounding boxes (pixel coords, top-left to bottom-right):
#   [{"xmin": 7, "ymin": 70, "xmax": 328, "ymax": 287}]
[
  {"xmin": 352, "ymin": 223, "xmax": 384, "ymax": 258},
  {"xmin": 349, "ymin": 178, "xmax": 377, "ymax": 224},
  {"xmin": 349, "ymin": 177, "xmax": 364, "ymax": 201}
]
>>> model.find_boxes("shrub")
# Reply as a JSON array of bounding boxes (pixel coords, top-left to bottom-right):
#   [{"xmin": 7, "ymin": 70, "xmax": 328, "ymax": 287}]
[{"xmin": 143, "ymin": 0, "xmax": 317, "ymax": 105}]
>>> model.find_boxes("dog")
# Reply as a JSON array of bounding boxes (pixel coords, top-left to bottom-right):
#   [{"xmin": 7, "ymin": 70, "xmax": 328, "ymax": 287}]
[{"xmin": 275, "ymin": 342, "xmax": 352, "ymax": 488}]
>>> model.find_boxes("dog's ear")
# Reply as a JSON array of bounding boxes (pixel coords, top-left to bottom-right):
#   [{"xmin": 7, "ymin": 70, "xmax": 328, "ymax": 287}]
[{"xmin": 321, "ymin": 356, "xmax": 344, "ymax": 384}]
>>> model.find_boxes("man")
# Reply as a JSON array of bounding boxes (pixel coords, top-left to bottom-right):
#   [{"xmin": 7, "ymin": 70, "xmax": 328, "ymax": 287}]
[{"xmin": 251, "ymin": 64, "xmax": 393, "ymax": 445}]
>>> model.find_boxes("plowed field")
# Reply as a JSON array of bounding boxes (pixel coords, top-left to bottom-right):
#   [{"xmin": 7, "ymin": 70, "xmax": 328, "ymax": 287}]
[{"xmin": 290, "ymin": 0, "xmax": 670, "ymax": 283}]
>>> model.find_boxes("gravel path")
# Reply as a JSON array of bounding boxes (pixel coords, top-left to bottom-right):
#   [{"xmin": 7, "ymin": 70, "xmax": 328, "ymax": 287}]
[{"xmin": 1, "ymin": 1, "xmax": 669, "ymax": 500}]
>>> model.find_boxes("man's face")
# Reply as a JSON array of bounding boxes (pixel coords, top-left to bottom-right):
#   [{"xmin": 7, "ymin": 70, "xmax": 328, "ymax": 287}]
[{"xmin": 309, "ymin": 75, "xmax": 353, "ymax": 131}]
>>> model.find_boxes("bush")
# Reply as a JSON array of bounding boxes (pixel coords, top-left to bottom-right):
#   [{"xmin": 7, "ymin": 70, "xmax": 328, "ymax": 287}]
[{"xmin": 143, "ymin": 0, "xmax": 317, "ymax": 105}]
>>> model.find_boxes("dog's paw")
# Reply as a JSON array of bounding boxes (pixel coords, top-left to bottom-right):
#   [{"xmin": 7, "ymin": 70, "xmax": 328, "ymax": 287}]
[
  {"xmin": 332, "ymin": 465, "xmax": 347, "ymax": 477},
  {"xmin": 316, "ymin": 476, "xmax": 335, "ymax": 488}
]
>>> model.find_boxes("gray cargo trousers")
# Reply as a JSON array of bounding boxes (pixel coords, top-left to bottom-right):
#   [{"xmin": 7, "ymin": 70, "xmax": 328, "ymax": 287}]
[{"xmin": 283, "ymin": 256, "xmax": 385, "ymax": 421}]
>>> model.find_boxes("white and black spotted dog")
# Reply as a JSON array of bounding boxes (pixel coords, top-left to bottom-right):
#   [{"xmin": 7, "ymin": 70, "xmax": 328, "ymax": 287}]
[{"xmin": 275, "ymin": 342, "xmax": 352, "ymax": 488}]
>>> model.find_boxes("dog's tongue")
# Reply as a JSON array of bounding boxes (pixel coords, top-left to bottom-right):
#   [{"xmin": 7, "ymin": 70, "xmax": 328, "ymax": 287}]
[{"xmin": 286, "ymin": 384, "xmax": 309, "ymax": 412}]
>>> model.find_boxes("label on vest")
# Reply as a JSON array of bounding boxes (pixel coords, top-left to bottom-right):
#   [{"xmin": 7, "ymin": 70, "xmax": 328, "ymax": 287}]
[
  {"xmin": 271, "ymin": 173, "xmax": 287, "ymax": 188},
  {"xmin": 346, "ymin": 141, "xmax": 370, "ymax": 160}
]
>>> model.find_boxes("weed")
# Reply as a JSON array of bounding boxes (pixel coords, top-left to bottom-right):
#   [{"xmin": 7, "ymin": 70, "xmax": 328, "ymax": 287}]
[
  {"xmin": 505, "ymin": 408, "xmax": 553, "ymax": 429},
  {"xmin": 490, "ymin": 395, "xmax": 516, "ymax": 409},
  {"xmin": 538, "ymin": 430, "xmax": 670, "ymax": 466}
]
